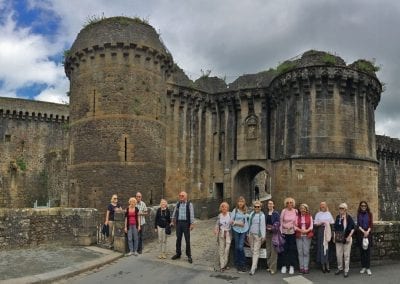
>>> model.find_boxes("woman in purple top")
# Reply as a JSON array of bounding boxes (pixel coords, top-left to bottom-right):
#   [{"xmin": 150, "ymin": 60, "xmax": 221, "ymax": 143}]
[
  {"xmin": 357, "ymin": 201, "xmax": 373, "ymax": 276},
  {"xmin": 265, "ymin": 199, "xmax": 280, "ymax": 275}
]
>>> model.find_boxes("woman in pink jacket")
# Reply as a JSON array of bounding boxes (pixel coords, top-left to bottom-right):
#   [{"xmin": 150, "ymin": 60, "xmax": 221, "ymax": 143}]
[{"xmin": 280, "ymin": 197, "xmax": 297, "ymax": 275}]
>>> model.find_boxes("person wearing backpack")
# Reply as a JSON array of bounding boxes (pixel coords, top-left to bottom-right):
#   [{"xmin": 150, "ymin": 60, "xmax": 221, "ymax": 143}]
[
  {"xmin": 214, "ymin": 202, "xmax": 232, "ymax": 272},
  {"xmin": 247, "ymin": 200, "xmax": 266, "ymax": 275},
  {"xmin": 171, "ymin": 191, "xmax": 195, "ymax": 263}
]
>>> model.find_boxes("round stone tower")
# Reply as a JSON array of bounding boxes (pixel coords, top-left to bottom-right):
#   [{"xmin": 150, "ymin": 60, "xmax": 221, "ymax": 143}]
[
  {"xmin": 64, "ymin": 17, "xmax": 173, "ymax": 209},
  {"xmin": 269, "ymin": 51, "xmax": 382, "ymax": 217}
]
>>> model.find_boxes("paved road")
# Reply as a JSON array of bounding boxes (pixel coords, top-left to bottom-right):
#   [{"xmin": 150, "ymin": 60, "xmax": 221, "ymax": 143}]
[
  {"xmin": 55, "ymin": 218, "xmax": 400, "ymax": 284},
  {"xmin": 58, "ymin": 253, "xmax": 400, "ymax": 284}
]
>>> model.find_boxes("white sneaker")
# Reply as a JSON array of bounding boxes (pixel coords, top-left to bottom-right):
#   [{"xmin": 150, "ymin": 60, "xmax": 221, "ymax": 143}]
[
  {"xmin": 289, "ymin": 266, "xmax": 294, "ymax": 274},
  {"xmin": 360, "ymin": 267, "xmax": 366, "ymax": 274},
  {"xmin": 366, "ymin": 269, "xmax": 372, "ymax": 276},
  {"xmin": 281, "ymin": 266, "xmax": 287, "ymax": 274}
]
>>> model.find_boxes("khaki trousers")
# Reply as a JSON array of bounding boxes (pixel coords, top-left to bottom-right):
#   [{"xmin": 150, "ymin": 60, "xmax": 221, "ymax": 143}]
[
  {"xmin": 248, "ymin": 234, "xmax": 262, "ymax": 273},
  {"xmin": 108, "ymin": 221, "xmax": 115, "ymax": 245},
  {"xmin": 335, "ymin": 238, "xmax": 353, "ymax": 272},
  {"xmin": 218, "ymin": 230, "xmax": 231, "ymax": 269},
  {"xmin": 157, "ymin": 226, "xmax": 167, "ymax": 254},
  {"xmin": 265, "ymin": 233, "xmax": 277, "ymax": 273}
]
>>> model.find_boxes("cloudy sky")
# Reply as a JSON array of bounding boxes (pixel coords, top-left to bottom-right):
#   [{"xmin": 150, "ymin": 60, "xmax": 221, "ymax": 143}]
[{"xmin": 0, "ymin": 0, "xmax": 399, "ymax": 138}]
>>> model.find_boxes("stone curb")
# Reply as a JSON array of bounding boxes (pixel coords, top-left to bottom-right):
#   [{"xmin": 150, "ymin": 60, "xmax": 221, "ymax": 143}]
[{"xmin": 1, "ymin": 247, "xmax": 123, "ymax": 284}]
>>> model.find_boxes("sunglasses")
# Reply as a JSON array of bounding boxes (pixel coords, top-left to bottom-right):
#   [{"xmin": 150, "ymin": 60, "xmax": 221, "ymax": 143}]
[
  {"xmin": 339, "ymin": 207, "xmax": 345, "ymax": 210},
  {"xmin": 254, "ymin": 206, "xmax": 260, "ymax": 208}
]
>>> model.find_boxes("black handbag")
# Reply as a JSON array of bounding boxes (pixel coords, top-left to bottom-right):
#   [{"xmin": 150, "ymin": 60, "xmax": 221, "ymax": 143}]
[
  {"xmin": 165, "ymin": 224, "xmax": 172, "ymax": 235},
  {"xmin": 335, "ymin": 231, "xmax": 345, "ymax": 243},
  {"xmin": 101, "ymin": 224, "xmax": 109, "ymax": 237}
]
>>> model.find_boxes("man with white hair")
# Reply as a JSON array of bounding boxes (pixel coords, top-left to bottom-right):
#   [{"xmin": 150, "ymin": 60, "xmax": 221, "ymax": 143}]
[{"xmin": 171, "ymin": 191, "xmax": 195, "ymax": 263}]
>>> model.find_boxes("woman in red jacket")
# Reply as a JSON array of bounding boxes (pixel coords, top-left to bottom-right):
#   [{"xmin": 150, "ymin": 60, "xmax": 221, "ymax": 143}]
[
  {"xmin": 124, "ymin": 197, "xmax": 141, "ymax": 256},
  {"xmin": 294, "ymin": 203, "xmax": 313, "ymax": 274}
]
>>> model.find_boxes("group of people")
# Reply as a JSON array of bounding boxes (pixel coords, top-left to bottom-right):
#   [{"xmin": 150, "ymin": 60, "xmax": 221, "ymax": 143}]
[
  {"xmin": 104, "ymin": 192, "xmax": 148, "ymax": 256},
  {"xmin": 105, "ymin": 192, "xmax": 373, "ymax": 278},
  {"xmin": 215, "ymin": 196, "xmax": 373, "ymax": 278},
  {"xmin": 104, "ymin": 191, "xmax": 195, "ymax": 263}
]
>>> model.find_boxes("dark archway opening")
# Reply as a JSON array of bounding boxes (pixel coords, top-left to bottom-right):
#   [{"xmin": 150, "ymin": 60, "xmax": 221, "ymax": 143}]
[{"xmin": 233, "ymin": 165, "xmax": 271, "ymax": 205}]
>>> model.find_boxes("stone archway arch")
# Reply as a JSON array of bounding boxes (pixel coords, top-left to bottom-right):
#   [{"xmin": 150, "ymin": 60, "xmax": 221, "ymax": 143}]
[{"xmin": 232, "ymin": 162, "xmax": 271, "ymax": 205}]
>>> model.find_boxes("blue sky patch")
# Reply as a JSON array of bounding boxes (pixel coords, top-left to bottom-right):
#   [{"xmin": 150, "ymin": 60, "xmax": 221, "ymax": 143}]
[
  {"xmin": 11, "ymin": 0, "xmax": 61, "ymax": 41},
  {"xmin": 17, "ymin": 83, "xmax": 48, "ymax": 99}
]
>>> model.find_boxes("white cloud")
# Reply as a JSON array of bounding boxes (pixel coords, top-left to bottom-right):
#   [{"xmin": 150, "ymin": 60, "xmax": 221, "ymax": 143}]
[
  {"xmin": 2, "ymin": 0, "xmax": 400, "ymax": 139},
  {"xmin": 0, "ymin": 12, "xmax": 68, "ymax": 103}
]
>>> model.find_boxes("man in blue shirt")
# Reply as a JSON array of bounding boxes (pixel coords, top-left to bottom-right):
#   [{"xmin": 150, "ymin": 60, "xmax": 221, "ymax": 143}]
[{"xmin": 171, "ymin": 191, "xmax": 195, "ymax": 263}]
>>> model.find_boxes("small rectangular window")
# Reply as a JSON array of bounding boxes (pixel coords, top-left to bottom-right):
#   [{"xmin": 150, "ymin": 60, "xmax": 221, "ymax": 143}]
[{"xmin": 5, "ymin": 134, "xmax": 11, "ymax": 142}]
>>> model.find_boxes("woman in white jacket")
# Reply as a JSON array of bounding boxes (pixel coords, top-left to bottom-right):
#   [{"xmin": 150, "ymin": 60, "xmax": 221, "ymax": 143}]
[{"xmin": 247, "ymin": 200, "xmax": 266, "ymax": 275}]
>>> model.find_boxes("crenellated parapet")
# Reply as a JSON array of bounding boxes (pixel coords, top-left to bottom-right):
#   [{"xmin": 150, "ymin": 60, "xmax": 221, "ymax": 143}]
[
  {"xmin": 64, "ymin": 41, "xmax": 174, "ymax": 79},
  {"xmin": 64, "ymin": 17, "xmax": 174, "ymax": 80},
  {"xmin": 0, "ymin": 97, "xmax": 69, "ymax": 123},
  {"xmin": 270, "ymin": 65, "xmax": 382, "ymax": 109}
]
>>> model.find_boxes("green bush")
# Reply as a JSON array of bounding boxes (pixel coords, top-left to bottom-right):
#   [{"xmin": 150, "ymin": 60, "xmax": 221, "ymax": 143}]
[
  {"xmin": 353, "ymin": 59, "xmax": 380, "ymax": 74},
  {"xmin": 322, "ymin": 53, "xmax": 337, "ymax": 65},
  {"xmin": 276, "ymin": 61, "xmax": 297, "ymax": 75},
  {"xmin": 16, "ymin": 157, "xmax": 27, "ymax": 171}
]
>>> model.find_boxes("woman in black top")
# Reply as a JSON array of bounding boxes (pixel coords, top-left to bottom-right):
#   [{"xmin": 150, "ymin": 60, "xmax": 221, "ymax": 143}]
[
  {"xmin": 104, "ymin": 194, "xmax": 122, "ymax": 247},
  {"xmin": 333, "ymin": 203, "xmax": 355, "ymax": 278},
  {"xmin": 154, "ymin": 199, "xmax": 171, "ymax": 259}
]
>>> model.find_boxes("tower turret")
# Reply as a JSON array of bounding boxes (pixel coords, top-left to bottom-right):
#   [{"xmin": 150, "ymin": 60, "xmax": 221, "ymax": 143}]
[
  {"xmin": 64, "ymin": 17, "xmax": 173, "ymax": 208},
  {"xmin": 269, "ymin": 50, "xmax": 382, "ymax": 216}
]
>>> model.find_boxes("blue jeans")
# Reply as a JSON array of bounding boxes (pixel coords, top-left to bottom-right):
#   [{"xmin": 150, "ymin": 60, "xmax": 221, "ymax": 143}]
[
  {"xmin": 127, "ymin": 225, "xmax": 139, "ymax": 253},
  {"xmin": 233, "ymin": 230, "xmax": 246, "ymax": 268}
]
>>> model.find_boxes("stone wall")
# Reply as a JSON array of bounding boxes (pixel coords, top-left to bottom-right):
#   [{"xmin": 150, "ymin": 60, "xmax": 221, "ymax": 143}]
[
  {"xmin": 0, "ymin": 207, "xmax": 98, "ymax": 249},
  {"xmin": 273, "ymin": 159, "xmax": 379, "ymax": 218},
  {"xmin": 0, "ymin": 98, "xmax": 69, "ymax": 208},
  {"xmin": 285, "ymin": 221, "xmax": 400, "ymax": 267},
  {"xmin": 376, "ymin": 135, "xmax": 400, "ymax": 220},
  {"xmin": 317, "ymin": 222, "xmax": 400, "ymax": 264},
  {"xmin": 367, "ymin": 221, "xmax": 400, "ymax": 262}
]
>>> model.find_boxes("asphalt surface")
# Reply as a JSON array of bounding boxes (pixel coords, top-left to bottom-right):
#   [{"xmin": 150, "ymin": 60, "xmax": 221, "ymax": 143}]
[
  {"xmin": 0, "ymin": 245, "xmax": 122, "ymax": 283},
  {"xmin": 2, "ymin": 218, "xmax": 400, "ymax": 284}
]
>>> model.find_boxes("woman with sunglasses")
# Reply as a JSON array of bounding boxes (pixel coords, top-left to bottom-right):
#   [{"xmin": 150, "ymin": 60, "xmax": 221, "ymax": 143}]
[
  {"xmin": 104, "ymin": 194, "xmax": 122, "ymax": 248},
  {"xmin": 280, "ymin": 197, "xmax": 297, "ymax": 275},
  {"xmin": 231, "ymin": 196, "xmax": 249, "ymax": 273},
  {"xmin": 334, "ymin": 203, "xmax": 355, "ymax": 278},
  {"xmin": 247, "ymin": 200, "xmax": 266, "ymax": 275},
  {"xmin": 357, "ymin": 201, "xmax": 373, "ymax": 276}
]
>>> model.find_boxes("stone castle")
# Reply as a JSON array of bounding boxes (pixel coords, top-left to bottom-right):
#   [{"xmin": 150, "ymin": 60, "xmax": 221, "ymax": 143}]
[{"xmin": 1, "ymin": 17, "xmax": 399, "ymax": 220}]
